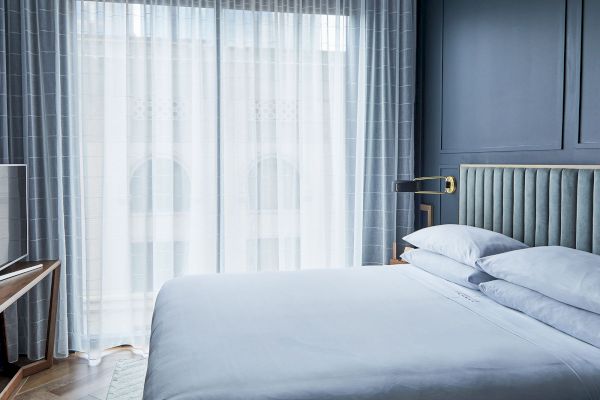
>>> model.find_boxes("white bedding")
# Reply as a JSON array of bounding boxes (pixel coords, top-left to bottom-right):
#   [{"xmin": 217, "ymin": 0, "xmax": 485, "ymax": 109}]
[{"xmin": 144, "ymin": 265, "xmax": 600, "ymax": 399}]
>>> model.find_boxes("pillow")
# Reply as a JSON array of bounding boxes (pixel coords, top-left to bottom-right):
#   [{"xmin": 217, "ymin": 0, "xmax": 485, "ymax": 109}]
[
  {"xmin": 476, "ymin": 246, "xmax": 600, "ymax": 314},
  {"xmin": 480, "ymin": 280, "xmax": 600, "ymax": 349},
  {"xmin": 402, "ymin": 224, "xmax": 527, "ymax": 267},
  {"xmin": 401, "ymin": 249, "xmax": 495, "ymax": 290}
]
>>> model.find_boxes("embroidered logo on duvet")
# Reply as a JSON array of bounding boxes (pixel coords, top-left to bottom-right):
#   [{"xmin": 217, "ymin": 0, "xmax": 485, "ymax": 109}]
[{"xmin": 456, "ymin": 291, "xmax": 478, "ymax": 302}]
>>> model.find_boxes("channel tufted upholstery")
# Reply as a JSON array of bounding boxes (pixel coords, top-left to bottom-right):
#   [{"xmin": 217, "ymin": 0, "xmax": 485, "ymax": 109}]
[{"xmin": 459, "ymin": 165, "xmax": 600, "ymax": 255}]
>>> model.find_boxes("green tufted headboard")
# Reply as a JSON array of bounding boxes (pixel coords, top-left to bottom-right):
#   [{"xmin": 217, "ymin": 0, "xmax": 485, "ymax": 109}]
[{"xmin": 459, "ymin": 164, "xmax": 600, "ymax": 255}]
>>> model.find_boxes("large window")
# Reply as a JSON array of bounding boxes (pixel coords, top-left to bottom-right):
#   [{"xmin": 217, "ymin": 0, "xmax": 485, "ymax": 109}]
[{"xmin": 76, "ymin": 0, "xmax": 352, "ymax": 354}]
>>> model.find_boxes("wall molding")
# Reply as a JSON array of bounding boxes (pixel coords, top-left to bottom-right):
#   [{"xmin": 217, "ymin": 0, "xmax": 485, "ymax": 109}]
[
  {"xmin": 577, "ymin": 0, "xmax": 600, "ymax": 148},
  {"xmin": 419, "ymin": 0, "xmax": 600, "ymax": 227},
  {"xmin": 439, "ymin": 143, "xmax": 562, "ymax": 154},
  {"xmin": 439, "ymin": 0, "xmax": 567, "ymax": 154}
]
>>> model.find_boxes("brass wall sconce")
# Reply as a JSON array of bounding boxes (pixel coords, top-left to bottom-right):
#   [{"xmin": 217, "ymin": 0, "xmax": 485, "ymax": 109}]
[
  {"xmin": 390, "ymin": 176, "xmax": 455, "ymax": 264},
  {"xmin": 392, "ymin": 176, "xmax": 456, "ymax": 195}
]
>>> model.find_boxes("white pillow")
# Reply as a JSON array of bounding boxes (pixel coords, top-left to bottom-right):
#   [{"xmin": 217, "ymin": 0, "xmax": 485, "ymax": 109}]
[
  {"xmin": 476, "ymin": 246, "xmax": 600, "ymax": 314},
  {"xmin": 480, "ymin": 280, "xmax": 600, "ymax": 349},
  {"xmin": 403, "ymin": 224, "xmax": 527, "ymax": 268},
  {"xmin": 401, "ymin": 249, "xmax": 494, "ymax": 290}
]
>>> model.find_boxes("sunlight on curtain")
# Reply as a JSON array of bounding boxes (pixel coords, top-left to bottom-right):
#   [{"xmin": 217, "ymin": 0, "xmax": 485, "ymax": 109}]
[
  {"xmin": 219, "ymin": 5, "xmax": 349, "ymax": 272},
  {"xmin": 76, "ymin": 0, "xmax": 355, "ymax": 360}
]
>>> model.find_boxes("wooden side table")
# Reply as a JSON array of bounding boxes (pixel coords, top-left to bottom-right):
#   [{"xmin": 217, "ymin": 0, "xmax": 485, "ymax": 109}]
[
  {"xmin": 389, "ymin": 242, "xmax": 415, "ymax": 265},
  {"xmin": 0, "ymin": 260, "xmax": 60, "ymax": 399}
]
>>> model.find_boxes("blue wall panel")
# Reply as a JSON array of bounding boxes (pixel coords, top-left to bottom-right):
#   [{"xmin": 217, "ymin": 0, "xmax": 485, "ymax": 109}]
[
  {"xmin": 442, "ymin": 0, "xmax": 565, "ymax": 153},
  {"xmin": 419, "ymin": 0, "xmax": 600, "ymax": 226},
  {"xmin": 579, "ymin": 0, "xmax": 600, "ymax": 147}
]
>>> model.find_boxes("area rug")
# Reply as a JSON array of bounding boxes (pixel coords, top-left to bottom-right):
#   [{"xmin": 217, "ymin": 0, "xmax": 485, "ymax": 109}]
[{"xmin": 106, "ymin": 358, "xmax": 148, "ymax": 400}]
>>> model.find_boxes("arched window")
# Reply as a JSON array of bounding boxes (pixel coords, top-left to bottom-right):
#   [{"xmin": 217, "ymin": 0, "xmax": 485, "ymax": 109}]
[
  {"xmin": 130, "ymin": 158, "xmax": 190, "ymax": 213},
  {"xmin": 249, "ymin": 157, "xmax": 299, "ymax": 211}
]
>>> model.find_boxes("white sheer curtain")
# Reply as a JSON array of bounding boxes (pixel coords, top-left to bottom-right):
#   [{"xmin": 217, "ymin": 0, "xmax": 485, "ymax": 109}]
[
  {"xmin": 76, "ymin": 0, "xmax": 357, "ymax": 360},
  {"xmin": 219, "ymin": 4, "xmax": 349, "ymax": 272}
]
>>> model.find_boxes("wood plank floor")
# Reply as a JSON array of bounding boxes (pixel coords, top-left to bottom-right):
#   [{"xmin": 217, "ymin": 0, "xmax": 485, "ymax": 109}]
[{"xmin": 9, "ymin": 347, "xmax": 144, "ymax": 400}]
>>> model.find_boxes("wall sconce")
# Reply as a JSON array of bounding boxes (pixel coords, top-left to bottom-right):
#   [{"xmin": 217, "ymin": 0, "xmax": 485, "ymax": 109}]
[
  {"xmin": 390, "ymin": 176, "xmax": 456, "ymax": 264},
  {"xmin": 392, "ymin": 176, "xmax": 456, "ymax": 195}
]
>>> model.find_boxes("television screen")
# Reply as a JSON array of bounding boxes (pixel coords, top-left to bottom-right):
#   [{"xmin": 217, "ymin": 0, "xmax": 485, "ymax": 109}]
[{"xmin": 0, "ymin": 165, "xmax": 27, "ymax": 272}]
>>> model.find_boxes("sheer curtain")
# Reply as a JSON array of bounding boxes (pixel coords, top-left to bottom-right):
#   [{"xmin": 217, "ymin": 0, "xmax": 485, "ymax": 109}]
[
  {"xmin": 219, "ymin": 3, "xmax": 349, "ymax": 272},
  {"xmin": 76, "ymin": 0, "xmax": 219, "ymax": 359},
  {"xmin": 74, "ymin": 0, "xmax": 415, "ymax": 360}
]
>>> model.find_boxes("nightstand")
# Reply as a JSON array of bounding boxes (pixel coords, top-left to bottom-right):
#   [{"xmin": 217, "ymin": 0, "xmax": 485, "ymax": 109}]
[
  {"xmin": 0, "ymin": 260, "xmax": 60, "ymax": 400},
  {"xmin": 389, "ymin": 242, "xmax": 414, "ymax": 265}
]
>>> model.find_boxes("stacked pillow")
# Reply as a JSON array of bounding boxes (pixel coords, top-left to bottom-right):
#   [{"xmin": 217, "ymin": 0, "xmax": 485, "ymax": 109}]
[
  {"xmin": 476, "ymin": 246, "xmax": 600, "ymax": 348},
  {"xmin": 401, "ymin": 224, "xmax": 527, "ymax": 290},
  {"xmin": 401, "ymin": 249, "xmax": 494, "ymax": 290},
  {"xmin": 401, "ymin": 225, "xmax": 600, "ymax": 349}
]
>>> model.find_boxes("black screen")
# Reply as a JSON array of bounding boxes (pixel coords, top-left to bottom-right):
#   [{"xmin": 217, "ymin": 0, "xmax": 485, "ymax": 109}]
[{"xmin": 0, "ymin": 165, "xmax": 27, "ymax": 271}]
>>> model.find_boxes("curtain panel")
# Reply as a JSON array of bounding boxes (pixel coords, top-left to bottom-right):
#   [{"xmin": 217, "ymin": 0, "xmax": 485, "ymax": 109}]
[
  {"xmin": 359, "ymin": 0, "xmax": 416, "ymax": 265},
  {"xmin": 0, "ymin": 0, "xmax": 415, "ymax": 361},
  {"xmin": 0, "ymin": 0, "xmax": 81, "ymax": 361}
]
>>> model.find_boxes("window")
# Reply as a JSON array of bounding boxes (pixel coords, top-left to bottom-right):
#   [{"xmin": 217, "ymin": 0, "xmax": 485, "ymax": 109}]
[
  {"xmin": 221, "ymin": 9, "xmax": 346, "ymax": 51},
  {"xmin": 249, "ymin": 157, "xmax": 299, "ymax": 211},
  {"xmin": 77, "ymin": 1, "xmax": 216, "ymax": 41},
  {"xmin": 75, "ymin": 0, "xmax": 365, "ymax": 355},
  {"xmin": 130, "ymin": 158, "xmax": 190, "ymax": 214},
  {"xmin": 77, "ymin": 0, "xmax": 351, "ymax": 282},
  {"xmin": 246, "ymin": 237, "xmax": 300, "ymax": 271},
  {"xmin": 130, "ymin": 241, "xmax": 188, "ymax": 293}
]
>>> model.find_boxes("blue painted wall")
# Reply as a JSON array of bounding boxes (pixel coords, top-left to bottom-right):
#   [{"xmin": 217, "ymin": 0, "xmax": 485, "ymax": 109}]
[{"xmin": 418, "ymin": 0, "xmax": 600, "ymax": 226}]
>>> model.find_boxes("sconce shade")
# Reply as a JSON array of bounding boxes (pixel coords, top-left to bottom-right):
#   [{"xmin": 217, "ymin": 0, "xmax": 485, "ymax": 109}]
[
  {"xmin": 393, "ymin": 180, "xmax": 421, "ymax": 193},
  {"xmin": 393, "ymin": 176, "xmax": 456, "ymax": 195}
]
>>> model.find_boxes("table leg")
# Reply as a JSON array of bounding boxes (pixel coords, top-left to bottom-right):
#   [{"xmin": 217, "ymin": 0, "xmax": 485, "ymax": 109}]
[
  {"xmin": 0, "ymin": 312, "xmax": 21, "ymax": 398},
  {"xmin": 0, "ymin": 262, "xmax": 61, "ymax": 399},
  {"xmin": 22, "ymin": 264, "xmax": 60, "ymax": 377}
]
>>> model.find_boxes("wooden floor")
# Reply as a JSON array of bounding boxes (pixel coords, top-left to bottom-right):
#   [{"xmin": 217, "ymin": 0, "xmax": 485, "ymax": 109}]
[{"xmin": 7, "ymin": 347, "xmax": 144, "ymax": 400}]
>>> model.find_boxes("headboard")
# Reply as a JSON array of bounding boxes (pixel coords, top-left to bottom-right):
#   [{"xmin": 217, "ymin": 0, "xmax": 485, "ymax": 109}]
[{"xmin": 459, "ymin": 164, "xmax": 600, "ymax": 255}]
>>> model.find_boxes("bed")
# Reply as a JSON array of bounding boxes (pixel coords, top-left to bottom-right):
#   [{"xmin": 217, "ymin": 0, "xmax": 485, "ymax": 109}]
[{"xmin": 143, "ymin": 165, "xmax": 600, "ymax": 400}]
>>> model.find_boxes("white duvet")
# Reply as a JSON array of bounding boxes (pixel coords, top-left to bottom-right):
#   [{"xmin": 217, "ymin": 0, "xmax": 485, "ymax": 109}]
[{"xmin": 144, "ymin": 265, "xmax": 600, "ymax": 400}]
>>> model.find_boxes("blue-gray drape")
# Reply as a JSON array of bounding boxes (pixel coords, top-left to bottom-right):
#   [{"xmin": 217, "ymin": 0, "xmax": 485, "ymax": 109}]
[
  {"xmin": 0, "ymin": 0, "xmax": 80, "ymax": 360},
  {"xmin": 356, "ymin": 0, "xmax": 416, "ymax": 265}
]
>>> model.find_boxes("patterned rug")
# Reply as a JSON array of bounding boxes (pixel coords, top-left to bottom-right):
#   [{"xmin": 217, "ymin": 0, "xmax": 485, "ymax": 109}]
[{"xmin": 106, "ymin": 358, "xmax": 148, "ymax": 400}]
